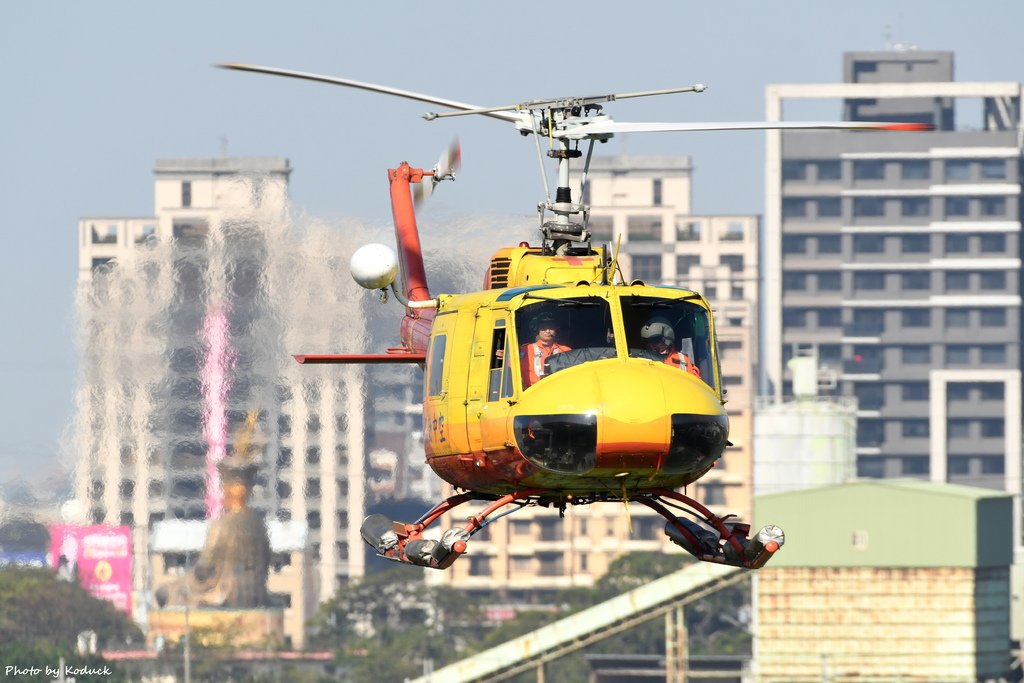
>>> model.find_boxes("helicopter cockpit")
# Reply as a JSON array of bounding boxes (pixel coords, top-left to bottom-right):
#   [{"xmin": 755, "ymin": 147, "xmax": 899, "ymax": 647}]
[{"xmin": 512, "ymin": 292, "xmax": 717, "ymax": 392}]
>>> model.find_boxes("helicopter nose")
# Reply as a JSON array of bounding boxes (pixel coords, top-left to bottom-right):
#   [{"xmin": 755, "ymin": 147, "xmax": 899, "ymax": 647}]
[{"xmin": 512, "ymin": 360, "xmax": 728, "ymax": 478}]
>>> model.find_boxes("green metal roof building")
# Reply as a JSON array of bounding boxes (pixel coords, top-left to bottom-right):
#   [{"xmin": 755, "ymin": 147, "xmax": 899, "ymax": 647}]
[{"xmin": 753, "ymin": 480, "xmax": 1013, "ymax": 682}]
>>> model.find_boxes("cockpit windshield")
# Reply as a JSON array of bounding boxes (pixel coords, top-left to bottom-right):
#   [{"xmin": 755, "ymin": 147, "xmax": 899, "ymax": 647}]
[
  {"xmin": 515, "ymin": 296, "xmax": 614, "ymax": 389},
  {"xmin": 622, "ymin": 295, "xmax": 716, "ymax": 389}
]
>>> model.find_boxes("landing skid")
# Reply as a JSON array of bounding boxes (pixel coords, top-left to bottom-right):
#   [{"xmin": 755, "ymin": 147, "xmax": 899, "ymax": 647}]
[{"xmin": 359, "ymin": 488, "xmax": 784, "ymax": 571}]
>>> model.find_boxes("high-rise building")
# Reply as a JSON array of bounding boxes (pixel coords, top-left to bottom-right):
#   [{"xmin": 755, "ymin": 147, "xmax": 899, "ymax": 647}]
[
  {"xmin": 73, "ymin": 158, "xmax": 366, "ymax": 609},
  {"xmin": 430, "ymin": 155, "xmax": 758, "ymax": 594},
  {"xmin": 763, "ymin": 48, "xmax": 1023, "ymax": 580}
]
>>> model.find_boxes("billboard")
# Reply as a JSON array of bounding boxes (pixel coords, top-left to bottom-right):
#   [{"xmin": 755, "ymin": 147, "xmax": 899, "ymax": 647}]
[{"xmin": 49, "ymin": 524, "xmax": 133, "ymax": 617}]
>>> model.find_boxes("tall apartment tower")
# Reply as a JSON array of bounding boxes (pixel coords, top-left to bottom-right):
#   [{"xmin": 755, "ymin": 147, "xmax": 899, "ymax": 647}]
[
  {"xmin": 431, "ymin": 155, "xmax": 758, "ymax": 596},
  {"xmin": 74, "ymin": 158, "xmax": 366, "ymax": 608},
  {"xmin": 764, "ymin": 51, "xmax": 1023, "ymax": 551}
]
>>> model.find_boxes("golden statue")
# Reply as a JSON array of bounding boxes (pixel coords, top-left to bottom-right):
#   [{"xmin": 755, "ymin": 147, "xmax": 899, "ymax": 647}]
[{"xmin": 157, "ymin": 411, "xmax": 271, "ymax": 609}]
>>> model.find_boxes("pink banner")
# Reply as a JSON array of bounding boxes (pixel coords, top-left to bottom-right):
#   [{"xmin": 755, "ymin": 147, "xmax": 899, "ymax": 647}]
[{"xmin": 49, "ymin": 525, "xmax": 133, "ymax": 617}]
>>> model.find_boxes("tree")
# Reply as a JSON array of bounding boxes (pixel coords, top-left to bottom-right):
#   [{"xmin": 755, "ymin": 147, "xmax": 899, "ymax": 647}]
[
  {"xmin": 308, "ymin": 566, "xmax": 484, "ymax": 682},
  {"xmin": 0, "ymin": 566, "xmax": 142, "ymax": 650}
]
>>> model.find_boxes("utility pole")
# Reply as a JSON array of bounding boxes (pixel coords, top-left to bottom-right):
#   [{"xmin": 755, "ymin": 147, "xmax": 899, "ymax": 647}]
[{"xmin": 665, "ymin": 605, "xmax": 687, "ymax": 683}]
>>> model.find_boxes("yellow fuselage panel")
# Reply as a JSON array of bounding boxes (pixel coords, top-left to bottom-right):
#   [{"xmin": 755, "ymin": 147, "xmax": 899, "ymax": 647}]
[{"xmin": 421, "ymin": 283, "xmax": 725, "ymax": 496}]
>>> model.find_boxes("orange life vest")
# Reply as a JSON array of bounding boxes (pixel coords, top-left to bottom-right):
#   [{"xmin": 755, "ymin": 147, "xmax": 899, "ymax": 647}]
[
  {"xmin": 520, "ymin": 342, "xmax": 571, "ymax": 388},
  {"xmin": 663, "ymin": 350, "xmax": 701, "ymax": 378}
]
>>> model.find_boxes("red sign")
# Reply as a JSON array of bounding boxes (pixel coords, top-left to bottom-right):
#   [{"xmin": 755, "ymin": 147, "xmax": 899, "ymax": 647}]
[{"xmin": 49, "ymin": 525, "xmax": 133, "ymax": 617}]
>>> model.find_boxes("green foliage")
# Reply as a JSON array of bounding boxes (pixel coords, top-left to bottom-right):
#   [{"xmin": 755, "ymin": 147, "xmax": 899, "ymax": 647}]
[{"xmin": 0, "ymin": 566, "xmax": 142, "ymax": 650}]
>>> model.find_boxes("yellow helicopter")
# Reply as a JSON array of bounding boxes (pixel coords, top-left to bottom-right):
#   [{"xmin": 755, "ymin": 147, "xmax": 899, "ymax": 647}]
[{"xmin": 220, "ymin": 63, "xmax": 928, "ymax": 571}]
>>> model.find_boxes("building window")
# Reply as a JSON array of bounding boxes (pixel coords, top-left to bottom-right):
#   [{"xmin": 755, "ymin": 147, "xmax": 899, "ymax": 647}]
[
  {"xmin": 948, "ymin": 420, "xmax": 970, "ymax": 438},
  {"xmin": 981, "ymin": 457, "xmax": 1005, "ymax": 475},
  {"xmin": 945, "ymin": 308, "xmax": 970, "ymax": 327},
  {"xmin": 945, "ymin": 272, "xmax": 969, "ymax": 291},
  {"xmin": 589, "ymin": 215, "xmax": 613, "ymax": 241},
  {"xmin": 782, "ymin": 160, "xmax": 808, "ymax": 181},
  {"xmin": 944, "ymin": 197, "xmax": 970, "ymax": 217},
  {"xmin": 857, "ymin": 457, "xmax": 884, "ymax": 479},
  {"xmin": 854, "ymin": 384, "xmax": 884, "ymax": 410},
  {"xmin": 980, "ymin": 159, "xmax": 1006, "ymax": 179},
  {"xmin": 854, "ymin": 160, "xmax": 885, "ymax": 180},
  {"xmin": 856, "ymin": 420, "xmax": 884, "ymax": 447},
  {"xmin": 817, "ymin": 272, "xmax": 841, "ymax": 290},
  {"xmin": 652, "ymin": 179, "xmax": 662, "ymax": 206},
  {"xmin": 944, "ymin": 160, "xmax": 970, "ymax": 181},
  {"xmin": 676, "ymin": 220, "xmax": 701, "ymax": 241},
  {"xmin": 948, "ymin": 456, "xmax": 970, "ymax": 475},
  {"xmin": 782, "ymin": 235, "xmax": 807, "ymax": 254},
  {"xmin": 853, "ymin": 197, "xmax": 886, "ymax": 217},
  {"xmin": 901, "ymin": 346, "xmax": 930, "ymax": 364},
  {"xmin": 91, "ymin": 223, "xmax": 118, "ymax": 244},
  {"xmin": 980, "ymin": 196, "xmax": 1006, "ymax": 217},
  {"xmin": 783, "ymin": 272, "xmax": 807, "ymax": 291},
  {"xmin": 853, "ymin": 235, "xmax": 884, "ymax": 253},
  {"xmin": 901, "ymin": 309, "xmax": 930, "ymax": 327},
  {"xmin": 631, "ymin": 255, "xmax": 662, "ymax": 282},
  {"xmin": 980, "ymin": 383, "xmax": 1004, "ymax": 400},
  {"xmin": 900, "ymin": 198, "xmax": 931, "ymax": 217},
  {"xmin": 902, "ymin": 420, "xmax": 929, "ymax": 437},
  {"xmin": 721, "ymin": 222, "xmax": 744, "ymax": 241},
  {"xmin": 945, "ymin": 345, "xmax": 971, "ymax": 364},
  {"xmin": 981, "ymin": 345, "xmax": 1006, "ymax": 364},
  {"xmin": 948, "ymin": 384, "xmax": 970, "ymax": 400},
  {"xmin": 820, "ymin": 234, "xmax": 843, "ymax": 253},
  {"xmin": 902, "ymin": 457, "xmax": 929, "ymax": 476},
  {"xmin": 817, "ymin": 197, "xmax": 841, "ymax": 217},
  {"xmin": 980, "ymin": 309, "xmax": 1006, "ymax": 327},
  {"xmin": 981, "ymin": 419, "xmax": 1004, "ymax": 438},
  {"xmin": 980, "ymin": 271, "xmax": 1006, "ymax": 289},
  {"xmin": 628, "ymin": 216, "xmax": 662, "ymax": 241},
  {"xmin": 902, "ymin": 382, "xmax": 928, "ymax": 401},
  {"xmin": 468, "ymin": 556, "xmax": 492, "ymax": 576},
  {"xmin": 852, "ymin": 309, "xmax": 884, "ymax": 335},
  {"xmin": 783, "ymin": 198, "xmax": 808, "ymax": 218},
  {"xmin": 945, "ymin": 234, "xmax": 970, "ymax": 253},
  {"xmin": 676, "ymin": 254, "xmax": 700, "ymax": 276},
  {"xmin": 901, "ymin": 272, "xmax": 930, "ymax": 290},
  {"xmin": 980, "ymin": 234, "xmax": 1006, "ymax": 253},
  {"xmin": 816, "ymin": 161, "xmax": 841, "ymax": 181},
  {"xmin": 817, "ymin": 309, "xmax": 841, "ymax": 327},
  {"xmin": 720, "ymin": 254, "xmax": 744, "ymax": 272},
  {"xmin": 783, "ymin": 309, "xmax": 807, "ymax": 327},
  {"xmin": 854, "ymin": 272, "xmax": 885, "ymax": 290},
  {"xmin": 181, "ymin": 180, "xmax": 192, "ymax": 208},
  {"xmin": 900, "ymin": 160, "xmax": 930, "ymax": 180}
]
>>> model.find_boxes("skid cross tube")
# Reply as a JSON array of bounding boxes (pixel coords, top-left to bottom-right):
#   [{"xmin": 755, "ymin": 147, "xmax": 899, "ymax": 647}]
[
  {"xmin": 637, "ymin": 489, "xmax": 781, "ymax": 569},
  {"xmin": 367, "ymin": 489, "xmax": 546, "ymax": 569}
]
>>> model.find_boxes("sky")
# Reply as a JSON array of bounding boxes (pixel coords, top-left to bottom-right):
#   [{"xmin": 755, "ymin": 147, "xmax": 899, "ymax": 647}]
[{"xmin": 2, "ymin": 1, "xmax": 1023, "ymax": 484}]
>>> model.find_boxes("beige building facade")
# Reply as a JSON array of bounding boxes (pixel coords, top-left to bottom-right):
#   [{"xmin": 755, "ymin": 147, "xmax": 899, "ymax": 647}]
[{"xmin": 74, "ymin": 158, "xmax": 366, "ymax": 622}]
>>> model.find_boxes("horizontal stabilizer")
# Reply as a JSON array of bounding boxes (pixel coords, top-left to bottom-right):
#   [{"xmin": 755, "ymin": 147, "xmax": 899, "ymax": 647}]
[{"xmin": 293, "ymin": 353, "xmax": 427, "ymax": 364}]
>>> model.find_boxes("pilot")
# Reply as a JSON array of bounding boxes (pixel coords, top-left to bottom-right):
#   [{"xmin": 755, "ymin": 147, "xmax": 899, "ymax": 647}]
[
  {"xmin": 520, "ymin": 313, "xmax": 571, "ymax": 388},
  {"xmin": 640, "ymin": 316, "xmax": 701, "ymax": 378}
]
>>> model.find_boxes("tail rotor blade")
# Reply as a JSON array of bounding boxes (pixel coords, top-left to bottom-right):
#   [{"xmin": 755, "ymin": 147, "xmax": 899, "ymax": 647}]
[{"xmin": 414, "ymin": 138, "xmax": 461, "ymax": 209}]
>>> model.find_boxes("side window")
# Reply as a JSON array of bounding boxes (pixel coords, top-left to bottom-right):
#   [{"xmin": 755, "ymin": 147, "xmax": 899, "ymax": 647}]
[
  {"xmin": 488, "ymin": 325, "xmax": 508, "ymax": 401},
  {"xmin": 426, "ymin": 334, "xmax": 447, "ymax": 397}
]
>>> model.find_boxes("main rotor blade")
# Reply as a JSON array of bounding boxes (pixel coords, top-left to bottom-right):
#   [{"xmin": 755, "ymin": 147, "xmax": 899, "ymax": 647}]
[
  {"xmin": 217, "ymin": 63, "xmax": 523, "ymax": 124},
  {"xmin": 555, "ymin": 120, "xmax": 932, "ymax": 139}
]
